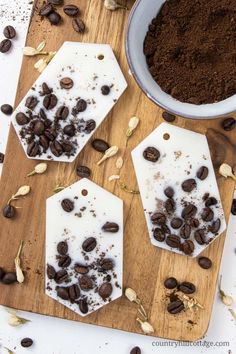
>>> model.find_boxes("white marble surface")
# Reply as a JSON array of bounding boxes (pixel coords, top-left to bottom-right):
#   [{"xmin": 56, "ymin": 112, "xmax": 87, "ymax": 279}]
[{"xmin": 0, "ymin": 1, "xmax": 235, "ymax": 353}]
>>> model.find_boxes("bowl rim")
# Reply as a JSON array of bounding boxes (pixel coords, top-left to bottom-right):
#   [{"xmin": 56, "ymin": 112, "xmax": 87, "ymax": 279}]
[{"xmin": 125, "ymin": 0, "xmax": 236, "ymax": 120}]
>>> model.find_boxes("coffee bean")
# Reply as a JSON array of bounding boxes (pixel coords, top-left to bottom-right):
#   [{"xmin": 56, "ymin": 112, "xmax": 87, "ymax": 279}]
[
  {"xmin": 181, "ymin": 179, "xmax": 197, "ymax": 192},
  {"xmin": 47, "ymin": 264, "xmax": 56, "ymax": 279},
  {"xmin": 16, "ymin": 112, "xmax": 29, "ymax": 125},
  {"xmin": 76, "ymin": 165, "xmax": 91, "ymax": 178},
  {"xmin": 58, "ymin": 255, "xmax": 71, "ymax": 268},
  {"xmin": 1, "ymin": 104, "xmax": 13, "ymax": 115},
  {"xmin": 50, "ymin": 140, "xmax": 63, "ymax": 157},
  {"xmin": 21, "ymin": 338, "xmax": 33, "ymax": 348},
  {"xmin": 39, "ymin": 3, "xmax": 54, "ymax": 16},
  {"xmin": 74, "ymin": 263, "xmax": 89, "ymax": 274},
  {"xmin": 130, "ymin": 347, "xmax": 141, "ymax": 354},
  {"xmin": 2, "ymin": 272, "xmax": 17, "ymax": 284},
  {"xmin": 43, "ymin": 94, "xmax": 58, "ymax": 110},
  {"xmin": 78, "ymin": 298, "xmax": 88, "ymax": 314},
  {"xmin": 101, "ymin": 85, "xmax": 110, "ymax": 95},
  {"xmin": 60, "ymin": 77, "xmax": 74, "ymax": 90},
  {"xmin": 170, "ymin": 218, "xmax": 183, "ymax": 229},
  {"xmin": 164, "ymin": 277, "xmax": 178, "ymax": 289},
  {"xmin": 55, "ymin": 269, "xmax": 69, "ymax": 284},
  {"xmin": 166, "ymin": 235, "xmax": 181, "ymax": 248},
  {"xmin": 25, "ymin": 96, "xmax": 38, "ymax": 110},
  {"xmin": 0, "ymin": 39, "xmax": 12, "ymax": 53},
  {"xmin": 0, "ymin": 153, "xmax": 4, "ymax": 163},
  {"xmin": 164, "ymin": 198, "xmax": 175, "ymax": 213},
  {"xmin": 68, "ymin": 284, "xmax": 80, "ymax": 301},
  {"xmin": 180, "ymin": 240, "xmax": 194, "ymax": 255},
  {"xmin": 197, "ymin": 166, "xmax": 209, "ymax": 180},
  {"xmin": 153, "ymin": 228, "xmax": 166, "ymax": 242},
  {"xmin": 164, "ymin": 186, "xmax": 174, "ymax": 198},
  {"xmin": 99, "ymin": 258, "xmax": 114, "ymax": 271},
  {"xmin": 3, "ymin": 204, "xmax": 16, "ymax": 218},
  {"xmin": 57, "ymin": 241, "xmax": 69, "ymax": 255},
  {"xmin": 49, "ymin": 0, "xmax": 64, "ymax": 5},
  {"xmin": 61, "ymin": 198, "xmax": 74, "ymax": 212},
  {"xmin": 79, "ymin": 275, "xmax": 94, "ymax": 291},
  {"xmin": 231, "ymin": 199, "xmax": 236, "ymax": 215},
  {"xmin": 222, "ymin": 117, "xmax": 236, "ymax": 131},
  {"xmin": 33, "ymin": 120, "xmax": 45, "ymax": 135},
  {"xmin": 82, "ymin": 237, "xmax": 97, "ymax": 252},
  {"xmin": 102, "ymin": 222, "xmax": 119, "ymax": 233},
  {"xmin": 198, "ymin": 256, "xmax": 212, "ymax": 269},
  {"xmin": 61, "ymin": 141, "xmax": 73, "ymax": 154},
  {"xmin": 48, "ymin": 11, "xmax": 62, "ymax": 25},
  {"xmin": 143, "ymin": 146, "xmax": 160, "ymax": 162},
  {"xmin": 63, "ymin": 124, "xmax": 75, "ymax": 137},
  {"xmin": 194, "ymin": 229, "xmax": 206, "ymax": 245},
  {"xmin": 63, "ymin": 4, "xmax": 80, "ymax": 16},
  {"xmin": 162, "ymin": 111, "xmax": 176, "ymax": 122},
  {"xmin": 178, "ymin": 281, "xmax": 196, "ymax": 294},
  {"xmin": 0, "ymin": 267, "xmax": 6, "ymax": 280},
  {"xmin": 41, "ymin": 82, "xmax": 53, "ymax": 96},
  {"xmin": 57, "ymin": 286, "xmax": 69, "ymax": 300},
  {"xmin": 55, "ymin": 106, "xmax": 69, "ymax": 120},
  {"xmin": 161, "ymin": 224, "xmax": 171, "ymax": 235},
  {"xmin": 167, "ymin": 300, "xmax": 184, "ymax": 314},
  {"xmin": 189, "ymin": 218, "xmax": 199, "ymax": 228},
  {"xmin": 45, "ymin": 128, "xmax": 57, "ymax": 141},
  {"xmin": 151, "ymin": 212, "xmax": 166, "ymax": 225},
  {"xmin": 3, "ymin": 25, "xmax": 16, "ymax": 39},
  {"xmin": 181, "ymin": 204, "xmax": 197, "ymax": 219},
  {"xmin": 180, "ymin": 224, "xmax": 191, "ymax": 239},
  {"xmin": 209, "ymin": 218, "xmax": 221, "ymax": 234},
  {"xmin": 76, "ymin": 99, "xmax": 87, "ymax": 112},
  {"xmin": 99, "ymin": 282, "xmax": 113, "ymax": 299},
  {"xmin": 27, "ymin": 141, "xmax": 41, "ymax": 157},
  {"xmin": 205, "ymin": 197, "xmax": 217, "ymax": 207},
  {"xmin": 91, "ymin": 139, "xmax": 109, "ymax": 152},
  {"xmin": 84, "ymin": 119, "xmax": 96, "ymax": 134},
  {"xmin": 201, "ymin": 207, "xmax": 214, "ymax": 222},
  {"xmin": 72, "ymin": 18, "xmax": 85, "ymax": 33},
  {"xmin": 39, "ymin": 135, "xmax": 49, "ymax": 152}
]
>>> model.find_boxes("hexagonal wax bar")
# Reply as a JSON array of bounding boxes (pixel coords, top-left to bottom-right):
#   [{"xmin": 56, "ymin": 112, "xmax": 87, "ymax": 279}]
[
  {"xmin": 46, "ymin": 178, "xmax": 123, "ymax": 316},
  {"xmin": 12, "ymin": 42, "xmax": 127, "ymax": 162},
  {"xmin": 132, "ymin": 122, "xmax": 226, "ymax": 257}
]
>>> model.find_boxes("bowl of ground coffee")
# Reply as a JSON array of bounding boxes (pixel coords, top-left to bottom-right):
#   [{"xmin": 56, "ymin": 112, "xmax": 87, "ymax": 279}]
[{"xmin": 126, "ymin": 0, "xmax": 236, "ymax": 119}]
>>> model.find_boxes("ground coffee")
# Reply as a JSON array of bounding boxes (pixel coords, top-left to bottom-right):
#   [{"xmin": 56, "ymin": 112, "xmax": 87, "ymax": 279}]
[{"xmin": 144, "ymin": 0, "xmax": 236, "ymax": 104}]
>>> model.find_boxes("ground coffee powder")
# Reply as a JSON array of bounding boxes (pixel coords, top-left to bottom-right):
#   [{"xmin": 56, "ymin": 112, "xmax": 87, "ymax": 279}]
[{"xmin": 144, "ymin": 0, "xmax": 236, "ymax": 104}]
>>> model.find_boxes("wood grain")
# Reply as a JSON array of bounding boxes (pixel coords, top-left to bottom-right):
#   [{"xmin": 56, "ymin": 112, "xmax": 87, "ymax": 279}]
[{"xmin": 0, "ymin": 0, "xmax": 235, "ymax": 341}]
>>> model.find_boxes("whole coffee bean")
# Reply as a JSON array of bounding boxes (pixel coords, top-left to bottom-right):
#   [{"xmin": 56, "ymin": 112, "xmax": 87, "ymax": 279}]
[
  {"xmin": 0, "ymin": 39, "xmax": 12, "ymax": 53},
  {"xmin": 0, "ymin": 267, "xmax": 6, "ymax": 280},
  {"xmin": 101, "ymin": 85, "xmax": 110, "ymax": 95},
  {"xmin": 63, "ymin": 4, "xmax": 80, "ymax": 16},
  {"xmin": 47, "ymin": 264, "xmax": 56, "ymax": 279},
  {"xmin": 201, "ymin": 207, "xmax": 214, "ymax": 222},
  {"xmin": 21, "ymin": 338, "xmax": 33, "ymax": 348},
  {"xmin": 102, "ymin": 222, "xmax": 119, "ymax": 233},
  {"xmin": 60, "ymin": 77, "xmax": 74, "ymax": 90},
  {"xmin": 82, "ymin": 237, "xmax": 97, "ymax": 252},
  {"xmin": 180, "ymin": 240, "xmax": 194, "ymax": 255},
  {"xmin": 189, "ymin": 218, "xmax": 200, "ymax": 228},
  {"xmin": 166, "ymin": 235, "xmax": 181, "ymax": 248},
  {"xmin": 79, "ymin": 298, "xmax": 88, "ymax": 314},
  {"xmin": 3, "ymin": 25, "xmax": 16, "ymax": 39},
  {"xmin": 76, "ymin": 99, "xmax": 87, "ymax": 112},
  {"xmin": 167, "ymin": 300, "xmax": 184, "ymax": 314},
  {"xmin": 76, "ymin": 165, "xmax": 91, "ymax": 178},
  {"xmin": 130, "ymin": 347, "xmax": 141, "ymax": 354},
  {"xmin": 180, "ymin": 224, "xmax": 191, "ymax": 239},
  {"xmin": 198, "ymin": 256, "xmax": 212, "ymax": 269},
  {"xmin": 196, "ymin": 166, "xmax": 209, "ymax": 180},
  {"xmin": 16, "ymin": 112, "xmax": 29, "ymax": 125},
  {"xmin": 171, "ymin": 218, "xmax": 183, "ymax": 229},
  {"xmin": 99, "ymin": 282, "xmax": 113, "ymax": 299},
  {"xmin": 222, "ymin": 117, "xmax": 236, "ymax": 131},
  {"xmin": 153, "ymin": 228, "xmax": 166, "ymax": 242},
  {"xmin": 84, "ymin": 119, "xmax": 96, "ymax": 134},
  {"xmin": 68, "ymin": 284, "xmax": 80, "ymax": 301},
  {"xmin": 205, "ymin": 197, "xmax": 217, "ymax": 207},
  {"xmin": 39, "ymin": 135, "xmax": 49, "ymax": 152},
  {"xmin": 209, "ymin": 218, "xmax": 221, "ymax": 234},
  {"xmin": 2, "ymin": 272, "xmax": 17, "ymax": 284},
  {"xmin": 33, "ymin": 120, "xmax": 45, "ymax": 135},
  {"xmin": 181, "ymin": 204, "xmax": 197, "ymax": 219},
  {"xmin": 72, "ymin": 18, "xmax": 85, "ymax": 33},
  {"xmin": 3, "ymin": 204, "xmax": 16, "ymax": 218},
  {"xmin": 57, "ymin": 241, "xmax": 69, "ymax": 255},
  {"xmin": 178, "ymin": 281, "xmax": 196, "ymax": 294},
  {"xmin": 162, "ymin": 111, "xmax": 176, "ymax": 122},
  {"xmin": 57, "ymin": 286, "xmax": 69, "ymax": 300},
  {"xmin": 181, "ymin": 179, "xmax": 197, "ymax": 192},
  {"xmin": 74, "ymin": 263, "xmax": 89, "ymax": 274},
  {"xmin": 79, "ymin": 275, "xmax": 94, "ymax": 291},
  {"xmin": 58, "ymin": 255, "xmax": 71, "ymax": 268},
  {"xmin": 39, "ymin": 3, "xmax": 54, "ymax": 16},
  {"xmin": 55, "ymin": 269, "xmax": 69, "ymax": 284},
  {"xmin": 1, "ymin": 103, "xmax": 13, "ymax": 115},
  {"xmin": 43, "ymin": 94, "xmax": 58, "ymax": 110},
  {"xmin": 91, "ymin": 139, "xmax": 109, "ymax": 153},
  {"xmin": 41, "ymin": 82, "xmax": 53, "ymax": 96},
  {"xmin": 99, "ymin": 258, "xmax": 114, "ymax": 271},
  {"xmin": 0, "ymin": 152, "xmax": 4, "ymax": 163},
  {"xmin": 194, "ymin": 229, "xmax": 206, "ymax": 245},
  {"xmin": 61, "ymin": 141, "xmax": 73, "ymax": 154},
  {"xmin": 27, "ymin": 141, "xmax": 41, "ymax": 157},
  {"xmin": 164, "ymin": 198, "xmax": 175, "ymax": 213},
  {"xmin": 164, "ymin": 277, "xmax": 178, "ymax": 289},
  {"xmin": 25, "ymin": 96, "xmax": 38, "ymax": 110},
  {"xmin": 164, "ymin": 186, "xmax": 174, "ymax": 198},
  {"xmin": 63, "ymin": 124, "xmax": 75, "ymax": 137},
  {"xmin": 48, "ymin": 11, "xmax": 62, "ymax": 25},
  {"xmin": 50, "ymin": 140, "xmax": 63, "ymax": 157},
  {"xmin": 151, "ymin": 212, "xmax": 166, "ymax": 225},
  {"xmin": 61, "ymin": 198, "xmax": 74, "ymax": 212},
  {"xmin": 55, "ymin": 106, "xmax": 69, "ymax": 120},
  {"xmin": 143, "ymin": 146, "xmax": 160, "ymax": 162}
]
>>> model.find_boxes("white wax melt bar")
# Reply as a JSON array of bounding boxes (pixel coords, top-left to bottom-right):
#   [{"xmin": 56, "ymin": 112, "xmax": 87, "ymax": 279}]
[
  {"xmin": 132, "ymin": 123, "xmax": 226, "ymax": 257},
  {"xmin": 12, "ymin": 42, "xmax": 127, "ymax": 162},
  {"xmin": 46, "ymin": 178, "xmax": 123, "ymax": 316}
]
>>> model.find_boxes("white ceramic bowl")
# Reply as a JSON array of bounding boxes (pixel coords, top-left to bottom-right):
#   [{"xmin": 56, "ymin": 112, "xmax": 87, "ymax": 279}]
[{"xmin": 126, "ymin": 0, "xmax": 236, "ymax": 119}]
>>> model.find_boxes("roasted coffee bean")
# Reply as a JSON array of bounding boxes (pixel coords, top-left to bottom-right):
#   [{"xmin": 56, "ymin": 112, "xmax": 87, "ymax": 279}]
[
  {"xmin": 180, "ymin": 224, "xmax": 191, "ymax": 239},
  {"xmin": 178, "ymin": 281, "xmax": 196, "ymax": 294},
  {"xmin": 57, "ymin": 286, "xmax": 69, "ymax": 300},
  {"xmin": 153, "ymin": 228, "xmax": 166, "ymax": 242},
  {"xmin": 0, "ymin": 39, "xmax": 12, "ymax": 53},
  {"xmin": 3, "ymin": 204, "xmax": 16, "ymax": 218},
  {"xmin": 201, "ymin": 207, "xmax": 214, "ymax": 222},
  {"xmin": 16, "ymin": 112, "xmax": 29, "ymax": 125},
  {"xmin": 63, "ymin": 124, "xmax": 75, "ymax": 137},
  {"xmin": 151, "ymin": 212, "xmax": 166, "ymax": 225},
  {"xmin": 72, "ymin": 18, "xmax": 85, "ymax": 33},
  {"xmin": 39, "ymin": 3, "xmax": 54, "ymax": 16},
  {"xmin": 130, "ymin": 347, "xmax": 141, "ymax": 354},
  {"xmin": 99, "ymin": 282, "xmax": 113, "ymax": 299},
  {"xmin": 161, "ymin": 224, "xmax": 171, "ymax": 235},
  {"xmin": 83, "ymin": 119, "xmax": 96, "ymax": 134},
  {"xmin": 181, "ymin": 178, "xmax": 196, "ymax": 192},
  {"xmin": 76, "ymin": 165, "xmax": 91, "ymax": 178},
  {"xmin": 143, "ymin": 146, "xmax": 160, "ymax": 162},
  {"xmin": 63, "ymin": 4, "xmax": 80, "ymax": 16},
  {"xmin": 57, "ymin": 241, "xmax": 68, "ymax": 256},
  {"xmin": 167, "ymin": 300, "xmax": 184, "ymax": 314},
  {"xmin": 55, "ymin": 269, "xmax": 69, "ymax": 284},
  {"xmin": 0, "ymin": 152, "xmax": 4, "ymax": 163},
  {"xmin": 46, "ymin": 264, "xmax": 56, "ymax": 279},
  {"xmin": 68, "ymin": 284, "xmax": 80, "ymax": 300},
  {"xmin": 222, "ymin": 117, "xmax": 236, "ymax": 131},
  {"xmin": 27, "ymin": 141, "xmax": 41, "ymax": 157},
  {"xmin": 164, "ymin": 186, "xmax": 174, "ymax": 198},
  {"xmin": 198, "ymin": 256, "xmax": 212, "ymax": 269},
  {"xmin": 74, "ymin": 263, "xmax": 89, "ymax": 274},
  {"xmin": 3, "ymin": 25, "xmax": 16, "ymax": 39},
  {"xmin": 78, "ymin": 298, "xmax": 88, "ymax": 314},
  {"xmin": 181, "ymin": 204, "xmax": 197, "ymax": 219},
  {"xmin": 58, "ymin": 255, "xmax": 71, "ymax": 268},
  {"xmin": 49, "ymin": 0, "xmax": 64, "ymax": 5},
  {"xmin": 164, "ymin": 198, "xmax": 175, "ymax": 213},
  {"xmin": 101, "ymin": 85, "xmax": 110, "ymax": 95},
  {"xmin": 231, "ymin": 199, "xmax": 236, "ymax": 215},
  {"xmin": 99, "ymin": 258, "xmax": 114, "ymax": 271},
  {"xmin": 39, "ymin": 135, "xmax": 49, "ymax": 152},
  {"xmin": 25, "ymin": 96, "xmax": 38, "ymax": 110},
  {"xmin": 170, "ymin": 218, "xmax": 183, "ymax": 229},
  {"xmin": 82, "ymin": 237, "xmax": 97, "ymax": 252},
  {"xmin": 79, "ymin": 275, "xmax": 94, "ymax": 291},
  {"xmin": 189, "ymin": 218, "xmax": 199, "ymax": 228},
  {"xmin": 102, "ymin": 222, "xmax": 119, "ymax": 233},
  {"xmin": 60, "ymin": 77, "xmax": 74, "ymax": 90},
  {"xmin": 196, "ymin": 166, "xmax": 209, "ymax": 180},
  {"xmin": 180, "ymin": 240, "xmax": 194, "ymax": 255},
  {"xmin": 21, "ymin": 338, "xmax": 33, "ymax": 348},
  {"xmin": 164, "ymin": 277, "xmax": 178, "ymax": 289},
  {"xmin": 0, "ymin": 267, "xmax": 6, "ymax": 280},
  {"xmin": 194, "ymin": 229, "xmax": 206, "ymax": 245},
  {"xmin": 209, "ymin": 218, "xmax": 221, "ymax": 234},
  {"xmin": 2, "ymin": 272, "xmax": 17, "ymax": 284},
  {"xmin": 91, "ymin": 138, "xmax": 109, "ymax": 153},
  {"xmin": 41, "ymin": 82, "xmax": 52, "ymax": 96},
  {"xmin": 205, "ymin": 197, "xmax": 217, "ymax": 207},
  {"xmin": 1, "ymin": 103, "xmax": 13, "ymax": 115},
  {"xmin": 162, "ymin": 111, "xmax": 176, "ymax": 122},
  {"xmin": 50, "ymin": 140, "xmax": 63, "ymax": 157},
  {"xmin": 76, "ymin": 99, "xmax": 87, "ymax": 112},
  {"xmin": 166, "ymin": 235, "xmax": 181, "ymax": 248},
  {"xmin": 56, "ymin": 106, "xmax": 69, "ymax": 120},
  {"xmin": 48, "ymin": 11, "xmax": 62, "ymax": 25},
  {"xmin": 33, "ymin": 120, "xmax": 45, "ymax": 135},
  {"xmin": 43, "ymin": 94, "xmax": 58, "ymax": 109},
  {"xmin": 61, "ymin": 198, "xmax": 74, "ymax": 212},
  {"xmin": 61, "ymin": 141, "xmax": 73, "ymax": 153}
]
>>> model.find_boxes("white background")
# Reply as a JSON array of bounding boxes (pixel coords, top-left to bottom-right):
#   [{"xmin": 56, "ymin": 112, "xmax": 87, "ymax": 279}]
[{"xmin": 0, "ymin": 1, "xmax": 235, "ymax": 353}]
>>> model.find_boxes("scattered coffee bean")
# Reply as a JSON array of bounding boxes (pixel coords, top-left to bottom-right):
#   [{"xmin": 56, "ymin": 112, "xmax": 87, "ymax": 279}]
[
  {"xmin": 61, "ymin": 199, "xmax": 74, "ymax": 212},
  {"xmin": 27, "ymin": 141, "xmax": 41, "ymax": 157},
  {"xmin": 39, "ymin": 135, "xmax": 49, "ymax": 152},
  {"xmin": 78, "ymin": 298, "xmax": 88, "ymax": 314},
  {"xmin": 164, "ymin": 186, "xmax": 174, "ymax": 198},
  {"xmin": 130, "ymin": 347, "xmax": 141, "ymax": 354},
  {"xmin": 201, "ymin": 207, "xmax": 214, "ymax": 222},
  {"xmin": 76, "ymin": 99, "xmax": 87, "ymax": 112},
  {"xmin": 194, "ymin": 229, "xmax": 206, "ymax": 245},
  {"xmin": 1, "ymin": 103, "xmax": 13, "ymax": 115},
  {"xmin": 57, "ymin": 241, "xmax": 68, "ymax": 255},
  {"xmin": 76, "ymin": 165, "xmax": 91, "ymax": 178},
  {"xmin": 0, "ymin": 153, "xmax": 4, "ymax": 163},
  {"xmin": 82, "ymin": 237, "xmax": 97, "ymax": 252},
  {"xmin": 41, "ymin": 82, "xmax": 53, "ymax": 96},
  {"xmin": 143, "ymin": 146, "xmax": 160, "ymax": 162},
  {"xmin": 181, "ymin": 204, "xmax": 197, "ymax": 219},
  {"xmin": 60, "ymin": 77, "xmax": 74, "ymax": 90},
  {"xmin": 222, "ymin": 117, "xmax": 236, "ymax": 131},
  {"xmin": 167, "ymin": 300, "xmax": 184, "ymax": 314},
  {"xmin": 189, "ymin": 218, "xmax": 199, "ymax": 228},
  {"xmin": 166, "ymin": 235, "xmax": 181, "ymax": 248},
  {"xmin": 181, "ymin": 178, "xmax": 197, "ymax": 193},
  {"xmin": 55, "ymin": 269, "xmax": 69, "ymax": 284},
  {"xmin": 171, "ymin": 218, "xmax": 183, "ymax": 229},
  {"xmin": 43, "ymin": 94, "xmax": 58, "ymax": 110},
  {"xmin": 39, "ymin": 3, "xmax": 54, "ymax": 16},
  {"xmin": 84, "ymin": 119, "xmax": 96, "ymax": 134},
  {"xmin": 79, "ymin": 275, "xmax": 94, "ymax": 291},
  {"xmin": 101, "ymin": 85, "xmax": 110, "ymax": 95},
  {"xmin": 209, "ymin": 218, "xmax": 221, "ymax": 234},
  {"xmin": 102, "ymin": 222, "xmax": 119, "ymax": 233},
  {"xmin": 25, "ymin": 96, "xmax": 38, "ymax": 110},
  {"xmin": 2, "ymin": 272, "xmax": 17, "ymax": 284},
  {"xmin": 63, "ymin": 124, "xmax": 75, "ymax": 137},
  {"xmin": 153, "ymin": 228, "xmax": 166, "ymax": 242},
  {"xmin": 180, "ymin": 240, "xmax": 194, "ymax": 255},
  {"xmin": 91, "ymin": 138, "xmax": 109, "ymax": 153},
  {"xmin": 63, "ymin": 4, "xmax": 79, "ymax": 16},
  {"xmin": 231, "ymin": 199, "xmax": 236, "ymax": 215},
  {"xmin": 196, "ymin": 166, "xmax": 209, "ymax": 180},
  {"xmin": 180, "ymin": 224, "xmax": 191, "ymax": 239},
  {"xmin": 3, "ymin": 25, "xmax": 16, "ymax": 39},
  {"xmin": 58, "ymin": 255, "xmax": 71, "ymax": 268},
  {"xmin": 198, "ymin": 256, "xmax": 212, "ymax": 269},
  {"xmin": 16, "ymin": 112, "xmax": 29, "ymax": 125},
  {"xmin": 21, "ymin": 338, "xmax": 33, "ymax": 348},
  {"xmin": 3, "ymin": 204, "xmax": 16, "ymax": 218},
  {"xmin": 164, "ymin": 198, "xmax": 175, "ymax": 213},
  {"xmin": 74, "ymin": 263, "xmax": 89, "ymax": 274},
  {"xmin": 57, "ymin": 286, "xmax": 69, "ymax": 300},
  {"xmin": 0, "ymin": 39, "xmax": 12, "ymax": 53},
  {"xmin": 68, "ymin": 284, "xmax": 80, "ymax": 301},
  {"xmin": 55, "ymin": 106, "xmax": 69, "ymax": 120},
  {"xmin": 99, "ymin": 258, "xmax": 114, "ymax": 271},
  {"xmin": 151, "ymin": 212, "xmax": 166, "ymax": 225},
  {"xmin": 48, "ymin": 11, "xmax": 62, "ymax": 25},
  {"xmin": 178, "ymin": 281, "xmax": 196, "ymax": 294},
  {"xmin": 205, "ymin": 197, "xmax": 217, "ymax": 207},
  {"xmin": 47, "ymin": 264, "xmax": 56, "ymax": 279},
  {"xmin": 72, "ymin": 18, "xmax": 85, "ymax": 33},
  {"xmin": 33, "ymin": 120, "xmax": 45, "ymax": 135},
  {"xmin": 162, "ymin": 111, "xmax": 176, "ymax": 122},
  {"xmin": 99, "ymin": 282, "xmax": 113, "ymax": 299},
  {"xmin": 0, "ymin": 267, "xmax": 6, "ymax": 280},
  {"xmin": 50, "ymin": 140, "xmax": 63, "ymax": 156},
  {"xmin": 164, "ymin": 277, "xmax": 178, "ymax": 289}
]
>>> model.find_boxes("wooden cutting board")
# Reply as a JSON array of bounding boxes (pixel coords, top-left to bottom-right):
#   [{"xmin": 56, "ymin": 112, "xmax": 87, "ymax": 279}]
[{"xmin": 0, "ymin": 0, "xmax": 236, "ymax": 341}]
